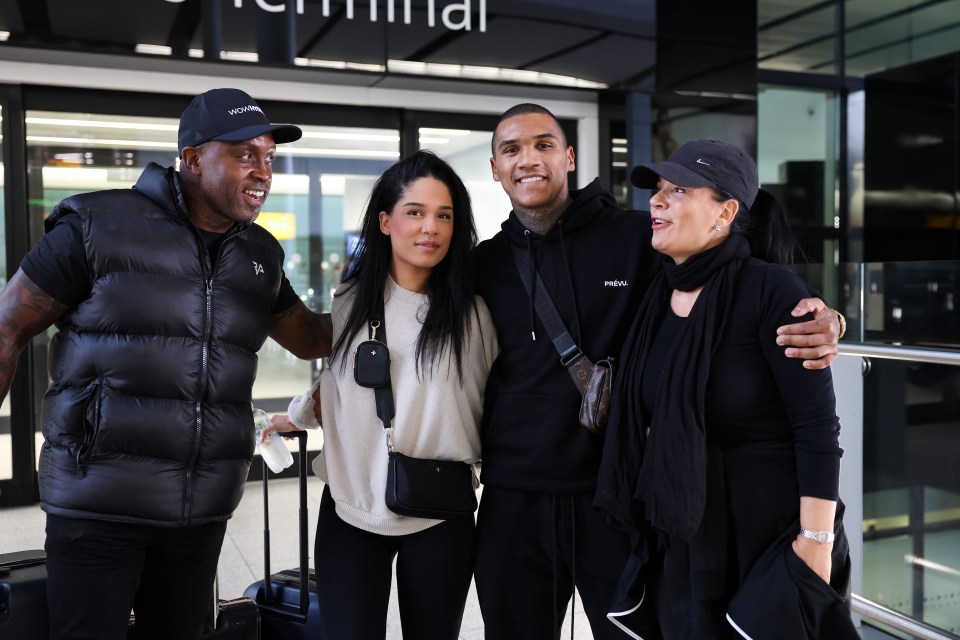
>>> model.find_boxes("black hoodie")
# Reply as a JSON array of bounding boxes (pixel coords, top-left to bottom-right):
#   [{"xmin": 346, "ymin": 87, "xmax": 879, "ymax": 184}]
[{"xmin": 475, "ymin": 178, "xmax": 658, "ymax": 492}]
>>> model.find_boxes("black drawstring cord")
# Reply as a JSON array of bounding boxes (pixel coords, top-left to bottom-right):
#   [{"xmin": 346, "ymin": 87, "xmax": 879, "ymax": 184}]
[
  {"xmin": 569, "ymin": 492, "xmax": 577, "ymax": 640},
  {"xmin": 552, "ymin": 494, "xmax": 561, "ymax": 639},
  {"xmin": 552, "ymin": 494, "xmax": 579, "ymax": 640},
  {"xmin": 524, "ymin": 230, "xmax": 537, "ymax": 341},
  {"xmin": 557, "ymin": 220, "xmax": 582, "ymax": 345}
]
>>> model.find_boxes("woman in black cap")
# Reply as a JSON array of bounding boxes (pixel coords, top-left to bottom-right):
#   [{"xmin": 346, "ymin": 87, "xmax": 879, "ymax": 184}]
[{"xmin": 595, "ymin": 139, "xmax": 857, "ymax": 639}]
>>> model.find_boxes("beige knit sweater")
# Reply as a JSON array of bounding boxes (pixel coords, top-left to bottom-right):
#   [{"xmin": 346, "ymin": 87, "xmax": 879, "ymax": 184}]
[{"xmin": 302, "ymin": 277, "xmax": 498, "ymax": 536}]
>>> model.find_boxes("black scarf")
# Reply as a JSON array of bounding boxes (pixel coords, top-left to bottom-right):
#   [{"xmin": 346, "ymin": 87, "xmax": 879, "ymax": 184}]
[{"xmin": 595, "ymin": 234, "xmax": 750, "ymax": 546}]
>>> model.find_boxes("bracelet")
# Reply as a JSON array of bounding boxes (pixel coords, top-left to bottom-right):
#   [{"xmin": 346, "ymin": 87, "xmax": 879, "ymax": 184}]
[
  {"xmin": 799, "ymin": 527, "xmax": 835, "ymax": 544},
  {"xmin": 830, "ymin": 308, "xmax": 846, "ymax": 340}
]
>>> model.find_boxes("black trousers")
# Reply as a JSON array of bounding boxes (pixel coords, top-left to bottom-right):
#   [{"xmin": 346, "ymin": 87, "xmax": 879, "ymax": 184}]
[
  {"xmin": 44, "ymin": 513, "xmax": 227, "ymax": 640},
  {"xmin": 314, "ymin": 486, "xmax": 475, "ymax": 640},
  {"xmin": 474, "ymin": 486, "xmax": 632, "ymax": 640}
]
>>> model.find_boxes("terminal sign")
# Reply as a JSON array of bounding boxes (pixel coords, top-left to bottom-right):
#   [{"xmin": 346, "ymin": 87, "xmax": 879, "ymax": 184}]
[{"xmin": 165, "ymin": 0, "xmax": 487, "ymax": 32}]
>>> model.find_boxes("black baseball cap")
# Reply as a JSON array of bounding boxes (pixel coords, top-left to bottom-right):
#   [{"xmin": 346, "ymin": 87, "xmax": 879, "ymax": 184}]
[
  {"xmin": 630, "ymin": 138, "xmax": 758, "ymax": 210},
  {"xmin": 177, "ymin": 88, "xmax": 302, "ymax": 155}
]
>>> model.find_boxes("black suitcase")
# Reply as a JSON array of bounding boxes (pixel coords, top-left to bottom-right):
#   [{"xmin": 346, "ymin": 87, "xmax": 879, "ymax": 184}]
[
  {"xmin": 126, "ymin": 568, "xmax": 260, "ymax": 639},
  {"xmin": 2, "ymin": 549, "xmax": 259, "ymax": 640},
  {"xmin": 191, "ymin": 574, "xmax": 260, "ymax": 639},
  {"xmin": 199, "ymin": 594, "xmax": 261, "ymax": 639},
  {"xmin": 0, "ymin": 549, "xmax": 48, "ymax": 639},
  {"xmin": 243, "ymin": 430, "xmax": 322, "ymax": 638}
]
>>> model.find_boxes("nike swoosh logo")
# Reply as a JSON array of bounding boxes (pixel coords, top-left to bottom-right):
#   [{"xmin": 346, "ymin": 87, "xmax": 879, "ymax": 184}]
[{"xmin": 696, "ymin": 159, "xmax": 710, "ymax": 166}]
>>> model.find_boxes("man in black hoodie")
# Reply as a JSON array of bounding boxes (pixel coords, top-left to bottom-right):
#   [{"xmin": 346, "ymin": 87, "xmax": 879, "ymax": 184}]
[{"xmin": 472, "ymin": 103, "xmax": 841, "ymax": 639}]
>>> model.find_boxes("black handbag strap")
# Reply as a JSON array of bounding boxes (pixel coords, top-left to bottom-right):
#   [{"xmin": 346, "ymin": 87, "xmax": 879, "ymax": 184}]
[
  {"xmin": 370, "ymin": 299, "xmax": 395, "ymax": 432},
  {"xmin": 510, "ymin": 243, "xmax": 592, "ymax": 395}
]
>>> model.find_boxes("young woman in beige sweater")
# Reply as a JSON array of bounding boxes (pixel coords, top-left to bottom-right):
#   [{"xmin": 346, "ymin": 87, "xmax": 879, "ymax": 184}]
[{"xmin": 267, "ymin": 150, "xmax": 497, "ymax": 639}]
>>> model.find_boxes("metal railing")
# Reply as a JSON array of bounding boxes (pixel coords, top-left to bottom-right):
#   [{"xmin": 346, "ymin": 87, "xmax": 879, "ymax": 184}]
[
  {"xmin": 839, "ymin": 343, "xmax": 960, "ymax": 367},
  {"xmin": 852, "ymin": 594, "xmax": 960, "ymax": 640},
  {"xmin": 842, "ymin": 342, "xmax": 960, "ymax": 640}
]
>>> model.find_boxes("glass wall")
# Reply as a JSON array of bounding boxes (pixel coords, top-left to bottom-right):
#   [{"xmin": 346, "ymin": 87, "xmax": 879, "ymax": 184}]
[
  {"xmin": 757, "ymin": 85, "xmax": 842, "ymax": 301},
  {"xmin": 3, "ymin": 94, "xmax": 538, "ymax": 491},
  {"xmin": 417, "ymin": 127, "xmax": 512, "ymax": 242},
  {"xmin": 759, "ymin": 0, "xmax": 840, "ymax": 74},
  {"xmin": 23, "ymin": 110, "xmax": 399, "ymax": 423},
  {"xmin": 845, "ymin": 0, "xmax": 960, "ymax": 78},
  {"xmin": 757, "ymin": 4, "xmax": 960, "ymax": 628},
  {"xmin": 832, "ymin": 259, "xmax": 960, "ymax": 637},
  {"xmin": 861, "ymin": 350, "xmax": 960, "ymax": 635},
  {"xmin": 0, "ymin": 104, "xmax": 9, "ymax": 481},
  {"xmin": 759, "ymin": 0, "xmax": 960, "ymax": 77}
]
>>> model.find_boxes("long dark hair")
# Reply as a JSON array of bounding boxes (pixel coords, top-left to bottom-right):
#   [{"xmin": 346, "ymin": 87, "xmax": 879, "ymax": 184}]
[
  {"xmin": 711, "ymin": 187, "xmax": 805, "ymax": 265},
  {"xmin": 332, "ymin": 150, "xmax": 479, "ymax": 381}
]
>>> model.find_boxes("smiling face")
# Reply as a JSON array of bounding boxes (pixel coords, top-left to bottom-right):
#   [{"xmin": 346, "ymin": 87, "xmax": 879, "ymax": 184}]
[
  {"xmin": 180, "ymin": 134, "xmax": 276, "ymax": 232},
  {"xmin": 648, "ymin": 178, "xmax": 739, "ymax": 264},
  {"xmin": 378, "ymin": 176, "xmax": 455, "ymax": 292},
  {"xmin": 490, "ymin": 113, "xmax": 575, "ymax": 227}
]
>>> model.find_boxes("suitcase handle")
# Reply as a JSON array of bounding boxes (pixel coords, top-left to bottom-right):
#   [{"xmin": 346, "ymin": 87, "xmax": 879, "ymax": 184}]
[
  {"xmin": 0, "ymin": 550, "xmax": 46, "ymax": 573},
  {"xmin": 260, "ymin": 429, "xmax": 310, "ymax": 622}
]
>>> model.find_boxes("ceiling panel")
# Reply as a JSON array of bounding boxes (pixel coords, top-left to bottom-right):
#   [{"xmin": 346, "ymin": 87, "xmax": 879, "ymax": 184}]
[
  {"xmin": 758, "ymin": 0, "xmax": 960, "ymax": 75},
  {"xmin": 0, "ymin": 0, "xmax": 657, "ymax": 88},
  {"xmin": 492, "ymin": 0, "xmax": 653, "ymax": 36},
  {"xmin": 46, "ymin": 0, "xmax": 180, "ymax": 46},
  {"xmin": 291, "ymin": 17, "xmax": 390, "ymax": 65},
  {"xmin": 0, "ymin": 3, "xmax": 24, "ymax": 32},
  {"xmin": 6, "ymin": 0, "xmax": 957, "ymax": 86},
  {"xmin": 419, "ymin": 17, "xmax": 599, "ymax": 69},
  {"xmin": 530, "ymin": 34, "xmax": 654, "ymax": 87}
]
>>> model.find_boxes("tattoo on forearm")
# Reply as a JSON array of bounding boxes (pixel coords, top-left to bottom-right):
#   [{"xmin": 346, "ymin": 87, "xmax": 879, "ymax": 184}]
[{"xmin": 0, "ymin": 275, "xmax": 67, "ymax": 396}]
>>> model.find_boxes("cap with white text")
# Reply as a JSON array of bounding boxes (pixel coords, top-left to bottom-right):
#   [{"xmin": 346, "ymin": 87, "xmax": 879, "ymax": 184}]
[{"xmin": 177, "ymin": 88, "xmax": 302, "ymax": 155}]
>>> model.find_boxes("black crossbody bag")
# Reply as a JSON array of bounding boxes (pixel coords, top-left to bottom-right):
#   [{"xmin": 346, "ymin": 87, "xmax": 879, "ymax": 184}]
[
  {"xmin": 353, "ymin": 303, "xmax": 478, "ymax": 520},
  {"xmin": 511, "ymin": 244, "xmax": 615, "ymax": 433}
]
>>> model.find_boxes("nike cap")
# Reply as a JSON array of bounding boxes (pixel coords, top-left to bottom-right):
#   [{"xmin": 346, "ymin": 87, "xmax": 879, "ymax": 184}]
[{"xmin": 630, "ymin": 138, "xmax": 758, "ymax": 210}]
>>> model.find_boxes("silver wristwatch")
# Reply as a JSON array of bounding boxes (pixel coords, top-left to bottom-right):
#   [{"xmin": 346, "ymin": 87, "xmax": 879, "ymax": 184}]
[{"xmin": 799, "ymin": 527, "xmax": 835, "ymax": 544}]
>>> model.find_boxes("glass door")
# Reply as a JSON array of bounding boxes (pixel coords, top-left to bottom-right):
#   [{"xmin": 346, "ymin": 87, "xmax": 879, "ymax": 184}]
[
  {"xmin": 416, "ymin": 125, "xmax": 511, "ymax": 242},
  {"xmin": 0, "ymin": 86, "xmax": 46, "ymax": 506},
  {"xmin": 15, "ymin": 91, "xmax": 401, "ymax": 478}
]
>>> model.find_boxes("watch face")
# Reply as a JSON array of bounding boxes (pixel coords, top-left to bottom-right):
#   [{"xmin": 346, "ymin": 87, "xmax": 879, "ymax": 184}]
[{"xmin": 801, "ymin": 528, "xmax": 834, "ymax": 544}]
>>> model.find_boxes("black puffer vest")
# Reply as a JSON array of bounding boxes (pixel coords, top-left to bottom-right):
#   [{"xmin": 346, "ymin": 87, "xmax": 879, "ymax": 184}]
[{"xmin": 38, "ymin": 163, "xmax": 283, "ymax": 527}]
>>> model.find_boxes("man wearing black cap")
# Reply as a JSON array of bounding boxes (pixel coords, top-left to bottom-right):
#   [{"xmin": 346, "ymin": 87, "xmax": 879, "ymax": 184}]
[{"xmin": 0, "ymin": 88, "xmax": 331, "ymax": 640}]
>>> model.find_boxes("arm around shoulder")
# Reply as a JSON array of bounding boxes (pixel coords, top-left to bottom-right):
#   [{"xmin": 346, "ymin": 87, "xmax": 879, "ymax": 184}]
[
  {"xmin": 269, "ymin": 300, "xmax": 333, "ymax": 360},
  {"xmin": 775, "ymin": 296, "xmax": 841, "ymax": 370}
]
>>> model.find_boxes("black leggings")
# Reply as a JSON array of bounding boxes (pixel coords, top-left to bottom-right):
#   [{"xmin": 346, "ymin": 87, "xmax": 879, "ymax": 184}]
[{"xmin": 314, "ymin": 486, "xmax": 475, "ymax": 640}]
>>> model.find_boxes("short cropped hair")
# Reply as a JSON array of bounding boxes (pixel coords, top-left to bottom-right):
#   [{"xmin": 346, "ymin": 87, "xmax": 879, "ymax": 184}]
[{"xmin": 491, "ymin": 103, "xmax": 568, "ymax": 155}]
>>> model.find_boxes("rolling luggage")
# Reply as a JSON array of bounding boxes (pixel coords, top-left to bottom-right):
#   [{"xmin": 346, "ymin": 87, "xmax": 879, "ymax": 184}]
[
  {"xmin": 0, "ymin": 549, "xmax": 48, "ymax": 639},
  {"xmin": 2, "ymin": 550, "xmax": 259, "ymax": 640},
  {"xmin": 197, "ymin": 582, "xmax": 260, "ymax": 639},
  {"xmin": 126, "ymin": 573, "xmax": 260, "ymax": 639},
  {"xmin": 244, "ymin": 430, "xmax": 323, "ymax": 638}
]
